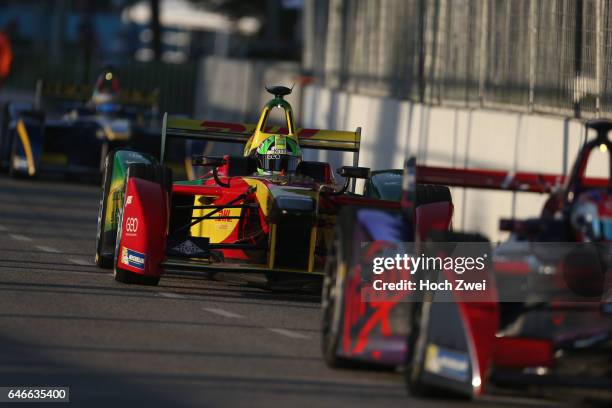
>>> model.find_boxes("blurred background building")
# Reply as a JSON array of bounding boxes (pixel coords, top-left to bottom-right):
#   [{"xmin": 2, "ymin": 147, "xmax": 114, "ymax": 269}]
[{"xmin": 0, "ymin": 0, "xmax": 303, "ymax": 114}]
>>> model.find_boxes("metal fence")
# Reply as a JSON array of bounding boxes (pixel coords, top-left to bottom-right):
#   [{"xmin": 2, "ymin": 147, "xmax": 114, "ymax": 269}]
[
  {"xmin": 303, "ymin": 0, "xmax": 612, "ymax": 119},
  {"xmin": 5, "ymin": 50, "xmax": 197, "ymax": 115}
]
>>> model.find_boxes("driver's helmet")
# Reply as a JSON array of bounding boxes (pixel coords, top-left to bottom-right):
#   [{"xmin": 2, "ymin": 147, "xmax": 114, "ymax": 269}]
[
  {"xmin": 571, "ymin": 189, "xmax": 612, "ymax": 241},
  {"xmin": 91, "ymin": 67, "xmax": 121, "ymax": 109},
  {"xmin": 254, "ymin": 135, "xmax": 301, "ymax": 175}
]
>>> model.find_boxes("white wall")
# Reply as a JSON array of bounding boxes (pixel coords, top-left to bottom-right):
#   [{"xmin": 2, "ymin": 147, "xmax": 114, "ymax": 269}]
[{"xmin": 301, "ymin": 85, "xmax": 602, "ymax": 242}]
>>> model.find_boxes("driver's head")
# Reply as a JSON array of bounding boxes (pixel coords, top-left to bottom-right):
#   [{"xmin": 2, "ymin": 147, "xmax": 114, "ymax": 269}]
[
  {"xmin": 571, "ymin": 190, "xmax": 612, "ymax": 241},
  {"xmin": 91, "ymin": 66, "xmax": 120, "ymax": 106},
  {"xmin": 254, "ymin": 135, "xmax": 301, "ymax": 175}
]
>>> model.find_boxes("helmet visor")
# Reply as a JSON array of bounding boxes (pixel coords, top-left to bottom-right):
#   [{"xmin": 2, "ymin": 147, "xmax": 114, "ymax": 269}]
[{"xmin": 258, "ymin": 154, "xmax": 300, "ymax": 173}]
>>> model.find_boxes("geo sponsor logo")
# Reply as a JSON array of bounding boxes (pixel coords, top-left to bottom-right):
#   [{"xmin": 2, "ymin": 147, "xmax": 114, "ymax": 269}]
[
  {"xmin": 125, "ymin": 217, "xmax": 138, "ymax": 233},
  {"xmin": 121, "ymin": 246, "xmax": 145, "ymax": 270}
]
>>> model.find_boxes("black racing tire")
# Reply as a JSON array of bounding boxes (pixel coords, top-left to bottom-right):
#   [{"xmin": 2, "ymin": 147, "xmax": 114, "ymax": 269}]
[
  {"xmin": 0, "ymin": 102, "xmax": 11, "ymax": 171},
  {"xmin": 405, "ymin": 230, "xmax": 489, "ymax": 398},
  {"xmin": 95, "ymin": 151, "xmax": 117, "ymax": 268},
  {"xmin": 415, "ymin": 184, "xmax": 452, "ymax": 207},
  {"xmin": 112, "ymin": 163, "xmax": 171, "ymax": 286},
  {"xmin": 405, "ymin": 300, "xmax": 436, "ymax": 397},
  {"xmin": 321, "ymin": 207, "xmax": 360, "ymax": 368}
]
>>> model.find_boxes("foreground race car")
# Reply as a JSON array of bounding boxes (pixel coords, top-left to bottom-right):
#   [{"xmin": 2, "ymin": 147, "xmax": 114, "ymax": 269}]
[
  {"xmin": 322, "ymin": 119, "xmax": 612, "ymax": 399},
  {"xmin": 0, "ymin": 67, "xmax": 161, "ymax": 179},
  {"xmin": 95, "ymin": 85, "xmax": 399, "ymax": 286},
  {"xmin": 322, "ymin": 159, "xmax": 497, "ymax": 398}
]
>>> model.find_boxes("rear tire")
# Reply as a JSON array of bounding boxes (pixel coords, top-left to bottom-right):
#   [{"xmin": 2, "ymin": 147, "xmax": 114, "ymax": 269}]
[
  {"xmin": 415, "ymin": 184, "xmax": 452, "ymax": 207},
  {"xmin": 112, "ymin": 163, "xmax": 171, "ymax": 286}
]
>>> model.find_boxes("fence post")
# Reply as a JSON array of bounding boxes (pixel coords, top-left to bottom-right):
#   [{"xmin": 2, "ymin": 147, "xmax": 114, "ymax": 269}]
[
  {"xmin": 478, "ymin": 0, "xmax": 488, "ymax": 108},
  {"xmin": 417, "ymin": 0, "xmax": 426, "ymax": 104},
  {"xmin": 596, "ymin": 0, "xmax": 603, "ymax": 116},
  {"xmin": 528, "ymin": 0, "xmax": 537, "ymax": 113},
  {"xmin": 573, "ymin": 0, "xmax": 583, "ymax": 119}
]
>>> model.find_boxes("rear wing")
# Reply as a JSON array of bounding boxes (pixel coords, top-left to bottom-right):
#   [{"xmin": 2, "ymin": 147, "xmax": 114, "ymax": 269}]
[
  {"xmin": 416, "ymin": 166, "xmax": 565, "ymax": 193},
  {"xmin": 161, "ymin": 114, "xmax": 362, "ymax": 166},
  {"xmin": 35, "ymin": 80, "xmax": 159, "ymax": 109},
  {"xmin": 416, "ymin": 165, "xmax": 608, "ymax": 193}
]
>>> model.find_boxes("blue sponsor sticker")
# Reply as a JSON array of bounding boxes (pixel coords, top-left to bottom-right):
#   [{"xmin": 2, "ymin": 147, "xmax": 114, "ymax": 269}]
[
  {"xmin": 424, "ymin": 344, "xmax": 470, "ymax": 382},
  {"xmin": 121, "ymin": 247, "xmax": 146, "ymax": 270},
  {"xmin": 603, "ymin": 303, "xmax": 612, "ymax": 315}
]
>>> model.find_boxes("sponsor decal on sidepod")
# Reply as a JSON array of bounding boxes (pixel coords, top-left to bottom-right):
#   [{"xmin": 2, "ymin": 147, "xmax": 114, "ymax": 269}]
[
  {"xmin": 121, "ymin": 247, "xmax": 146, "ymax": 270},
  {"xmin": 424, "ymin": 344, "xmax": 470, "ymax": 381},
  {"xmin": 125, "ymin": 217, "xmax": 138, "ymax": 235}
]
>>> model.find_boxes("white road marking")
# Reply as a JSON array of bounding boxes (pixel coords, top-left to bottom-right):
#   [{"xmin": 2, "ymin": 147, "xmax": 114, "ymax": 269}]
[
  {"xmin": 68, "ymin": 258, "xmax": 91, "ymax": 266},
  {"xmin": 267, "ymin": 328, "xmax": 309, "ymax": 339},
  {"xmin": 158, "ymin": 292, "xmax": 185, "ymax": 299},
  {"xmin": 36, "ymin": 245, "xmax": 61, "ymax": 253},
  {"xmin": 203, "ymin": 307, "xmax": 244, "ymax": 319},
  {"xmin": 0, "ymin": 224, "xmax": 7, "ymax": 232},
  {"xmin": 9, "ymin": 234, "xmax": 31, "ymax": 241}
]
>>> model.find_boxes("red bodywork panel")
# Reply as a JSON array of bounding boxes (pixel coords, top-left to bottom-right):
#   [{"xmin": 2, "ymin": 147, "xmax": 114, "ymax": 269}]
[
  {"xmin": 493, "ymin": 337, "xmax": 554, "ymax": 369},
  {"xmin": 117, "ymin": 178, "xmax": 169, "ymax": 277}
]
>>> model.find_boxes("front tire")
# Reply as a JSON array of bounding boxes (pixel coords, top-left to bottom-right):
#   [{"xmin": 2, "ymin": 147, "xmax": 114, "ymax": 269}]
[
  {"xmin": 95, "ymin": 151, "xmax": 117, "ymax": 268},
  {"xmin": 321, "ymin": 208, "xmax": 357, "ymax": 368}
]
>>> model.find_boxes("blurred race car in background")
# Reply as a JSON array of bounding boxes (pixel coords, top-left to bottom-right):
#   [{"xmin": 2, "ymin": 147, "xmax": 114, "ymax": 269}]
[
  {"xmin": 0, "ymin": 67, "xmax": 161, "ymax": 179},
  {"xmin": 95, "ymin": 85, "xmax": 400, "ymax": 288},
  {"xmin": 322, "ymin": 119, "xmax": 612, "ymax": 400}
]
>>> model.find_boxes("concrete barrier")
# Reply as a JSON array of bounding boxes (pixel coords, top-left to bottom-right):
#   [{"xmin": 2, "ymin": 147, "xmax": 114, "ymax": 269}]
[{"xmin": 301, "ymin": 84, "xmax": 604, "ymax": 242}]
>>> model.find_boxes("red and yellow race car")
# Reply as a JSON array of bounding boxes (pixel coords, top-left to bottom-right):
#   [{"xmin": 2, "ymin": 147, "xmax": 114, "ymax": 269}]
[{"xmin": 95, "ymin": 85, "xmax": 399, "ymax": 286}]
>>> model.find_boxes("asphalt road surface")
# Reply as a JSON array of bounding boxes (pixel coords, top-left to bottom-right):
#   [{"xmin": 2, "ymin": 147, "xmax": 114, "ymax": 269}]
[{"xmin": 0, "ymin": 174, "xmax": 578, "ymax": 407}]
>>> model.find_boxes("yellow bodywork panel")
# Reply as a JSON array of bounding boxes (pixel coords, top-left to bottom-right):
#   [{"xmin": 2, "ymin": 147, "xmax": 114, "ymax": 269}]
[
  {"xmin": 190, "ymin": 195, "xmax": 242, "ymax": 243},
  {"xmin": 242, "ymin": 179, "xmax": 272, "ymax": 216}
]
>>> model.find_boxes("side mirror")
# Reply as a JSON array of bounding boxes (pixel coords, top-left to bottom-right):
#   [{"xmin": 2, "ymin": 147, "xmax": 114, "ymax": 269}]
[
  {"xmin": 192, "ymin": 155, "xmax": 226, "ymax": 167},
  {"xmin": 326, "ymin": 166, "xmax": 371, "ymax": 195},
  {"xmin": 191, "ymin": 155, "xmax": 229, "ymax": 187},
  {"xmin": 499, "ymin": 218, "xmax": 541, "ymax": 235},
  {"xmin": 337, "ymin": 166, "xmax": 371, "ymax": 179}
]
